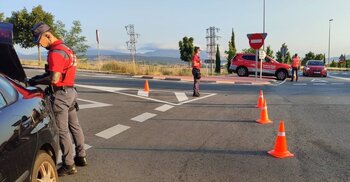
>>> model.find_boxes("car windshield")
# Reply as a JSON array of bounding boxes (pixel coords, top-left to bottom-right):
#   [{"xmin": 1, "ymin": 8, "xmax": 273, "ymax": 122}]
[{"xmin": 308, "ymin": 61, "xmax": 324, "ymax": 66}]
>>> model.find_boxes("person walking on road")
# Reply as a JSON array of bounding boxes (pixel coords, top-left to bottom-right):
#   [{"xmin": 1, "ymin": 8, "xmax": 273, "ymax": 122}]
[
  {"xmin": 291, "ymin": 53, "xmax": 301, "ymax": 82},
  {"xmin": 29, "ymin": 22, "xmax": 88, "ymax": 176},
  {"xmin": 192, "ymin": 46, "xmax": 202, "ymax": 97}
]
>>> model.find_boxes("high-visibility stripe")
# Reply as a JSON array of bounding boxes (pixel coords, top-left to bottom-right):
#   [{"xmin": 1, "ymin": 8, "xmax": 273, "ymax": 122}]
[
  {"xmin": 261, "ymin": 106, "xmax": 267, "ymax": 110},
  {"xmin": 278, "ymin": 132, "xmax": 286, "ymax": 136}
]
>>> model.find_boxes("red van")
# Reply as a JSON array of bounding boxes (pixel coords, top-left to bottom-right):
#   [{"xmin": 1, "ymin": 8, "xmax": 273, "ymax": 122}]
[{"xmin": 229, "ymin": 53, "xmax": 292, "ymax": 80}]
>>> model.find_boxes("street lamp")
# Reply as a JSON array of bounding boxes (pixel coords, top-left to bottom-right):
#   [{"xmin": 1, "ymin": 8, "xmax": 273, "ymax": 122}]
[{"xmin": 328, "ymin": 19, "xmax": 333, "ymax": 65}]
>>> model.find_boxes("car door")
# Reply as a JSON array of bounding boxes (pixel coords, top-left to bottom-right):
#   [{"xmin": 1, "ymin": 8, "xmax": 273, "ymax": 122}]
[{"xmin": 262, "ymin": 57, "xmax": 277, "ymax": 75}]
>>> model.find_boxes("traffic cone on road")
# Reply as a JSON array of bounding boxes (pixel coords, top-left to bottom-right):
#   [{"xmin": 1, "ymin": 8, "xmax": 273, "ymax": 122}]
[
  {"xmin": 256, "ymin": 99, "xmax": 272, "ymax": 124},
  {"xmin": 256, "ymin": 90, "xmax": 264, "ymax": 108},
  {"xmin": 144, "ymin": 80, "xmax": 150, "ymax": 92},
  {"xmin": 268, "ymin": 121, "xmax": 294, "ymax": 158}
]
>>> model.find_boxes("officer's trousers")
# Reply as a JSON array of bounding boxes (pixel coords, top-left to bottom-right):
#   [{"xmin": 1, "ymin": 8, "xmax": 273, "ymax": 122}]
[{"xmin": 52, "ymin": 87, "xmax": 86, "ymax": 165}]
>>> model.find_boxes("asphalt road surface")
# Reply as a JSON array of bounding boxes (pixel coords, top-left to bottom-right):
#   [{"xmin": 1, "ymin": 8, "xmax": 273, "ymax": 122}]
[{"xmin": 26, "ymin": 69, "xmax": 350, "ymax": 182}]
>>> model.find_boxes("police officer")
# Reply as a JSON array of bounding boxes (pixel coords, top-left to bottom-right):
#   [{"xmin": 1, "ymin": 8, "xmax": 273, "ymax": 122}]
[
  {"xmin": 29, "ymin": 22, "xmax": 87, "ymax": 176},
  {"xmin": 291, "ymin": 53, "xmax": 301, "ymax": 82},
  {"xmin": 192, "ymin": 46, "xmax": 202, "ymax": 97}
]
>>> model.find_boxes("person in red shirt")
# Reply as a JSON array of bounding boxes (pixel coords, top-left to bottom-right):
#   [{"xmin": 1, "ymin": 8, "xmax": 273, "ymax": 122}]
[
  {"xmin": 192, "ymin": 47, "xmax": 202, "ymax": 97},
  {"xmin": 29, "ymin": 22, "xmax": 87, "ymax": 176},
  {"xmin": 291, "ymin": 53, "xmax": 301, "ymax": 82}
]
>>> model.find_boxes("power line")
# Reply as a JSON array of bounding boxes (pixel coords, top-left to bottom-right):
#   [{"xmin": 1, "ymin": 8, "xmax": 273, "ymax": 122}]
[
  {"xmin": 125, "ymin": 24, "xmax": 140, "ymax": 64},
  {"xmin": 206, "ymin": 27, "xmax": 220, "ymax": 74}
]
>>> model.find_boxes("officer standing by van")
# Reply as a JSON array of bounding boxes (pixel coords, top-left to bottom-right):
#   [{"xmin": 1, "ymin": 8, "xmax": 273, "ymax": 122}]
[{"xmin": 29, "ymin": 22, "xmax": 87, "ymax": 176}]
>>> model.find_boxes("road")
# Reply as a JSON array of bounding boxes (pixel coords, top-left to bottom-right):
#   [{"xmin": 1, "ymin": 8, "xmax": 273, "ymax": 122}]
[{"xmin": 26, "ymin": 70, "xmax": 350, "ymax": 182}]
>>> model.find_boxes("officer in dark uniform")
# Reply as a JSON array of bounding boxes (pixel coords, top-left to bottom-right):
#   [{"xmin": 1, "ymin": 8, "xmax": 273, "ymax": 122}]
[{"xmin": 29, "ymin": 22, "xmax": 87, "ymax": 176}]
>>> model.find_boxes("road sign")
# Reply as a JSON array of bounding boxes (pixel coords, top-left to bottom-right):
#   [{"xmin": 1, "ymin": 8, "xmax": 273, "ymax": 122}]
[
  {"xmin": 247, "ymin": 33, "xmax": 267, "ymax": 50},
  {"xmin": 259, "ymin": 50, "xmax": 266, "ymax": 60}
]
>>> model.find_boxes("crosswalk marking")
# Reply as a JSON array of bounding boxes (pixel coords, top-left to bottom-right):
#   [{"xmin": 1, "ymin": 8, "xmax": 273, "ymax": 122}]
[
  {"xmin": 131, "ymin": 112, "xmax": 157, "ymax": 122},
  {"xmin": 311, "ymin": 79, "xmax": 328, "ymax": 83},
  {"xmin": 155, "ymin": 104, "xmax": 174, "ymax": 112},
  {"xmin": 78, "ymin": 98, "xmax": 112, "ymax": 109},
  {"xmin": 175, "ymin": 92, "xmax": 188, "ymax": 102},
  {"xmin": 95, "ymin": 124, "xmax": 130, "ymax": 139}
]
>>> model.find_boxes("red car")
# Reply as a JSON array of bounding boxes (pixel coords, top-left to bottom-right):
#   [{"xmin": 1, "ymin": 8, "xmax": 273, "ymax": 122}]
[
  {"xmin": 229, "ymin": 53, "xmax": 292, "ymax": 80},
  {"xmin": 303, "ymin": 60, "xmax": 327, "ymax": 77}
]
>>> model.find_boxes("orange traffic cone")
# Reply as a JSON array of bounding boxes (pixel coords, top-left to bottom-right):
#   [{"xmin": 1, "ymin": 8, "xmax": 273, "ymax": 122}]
[
  {"xmin": 268, "ymin": 121, "xmax": 294, "ymax": 158},
  {"xmin": 256, "ymin": 99, "xmax": 272, "ymax": 124},
  {"xmin": 144, "ymin": 80, "xmax": 150, "ymax": 92},
  {"xmin": 256, "ymin": 90, "xmax": 264, "ymax": 108}
]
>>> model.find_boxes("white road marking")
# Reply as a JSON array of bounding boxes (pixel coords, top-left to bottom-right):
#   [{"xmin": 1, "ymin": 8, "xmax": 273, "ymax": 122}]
[
  {"xmin": 175, "ymin": 92, "xmax": 188, "ymax": 102},
  {"xmin": 331, "ymin": 83, "xmax": 344, "ymax": 85},
  {"xmin": 311, "ymin": 79, "xmax": 328, "ymax": 83},
  {"xmin": 57, "ymin": 144, "xmax": 92, "ymax": 164},
  {"xmin": 293, "ymin": 83, "xmax": 307, "ymax": 86},
  {"xmin": 313, "ymin": 83, "xmax": 327, "ymax": 85},
  {"xmin": 131, "ymin": 112, "xmax": 157, "ymax": 122},
  {"xmin": 155, "ymin": 104, "xmax": 174, "ymax": 112},
  {"xmin": 137, "ymin": 90, "xmax": 149, "ymax": 97},
  {"xmin": 328, "ymin": 75, "xmax": 350, "ymax": 81},
  {"xmin": 341, "ymin": 72, "xmax": 348, "ymax": 75},
  {"xmin": 95, "ymin": 124, "xmax": 130, "ymax": 139},
  {"xmin": 78, "ymin": 98, "xmax": 112, "ymax": 109},
  {"xmin": 75, "ymin": 84, "xmax": 217, "ymax": 106},
  {"xmin": 272, "ymin": 79, "xmax": 287, "ymax": 86}
]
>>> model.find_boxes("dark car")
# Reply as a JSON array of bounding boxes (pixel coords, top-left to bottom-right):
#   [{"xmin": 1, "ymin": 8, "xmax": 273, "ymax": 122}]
[
  {"xmin": 303, "ymin": 60, "xmax": 327, "ymax": 77},
  {"xmin": 0, "ymin": 22, "xmax": 59, "ymax": 181},
  {"xmin": 229, "ymin": 53, "xmax": 292, "ymax": 80}
]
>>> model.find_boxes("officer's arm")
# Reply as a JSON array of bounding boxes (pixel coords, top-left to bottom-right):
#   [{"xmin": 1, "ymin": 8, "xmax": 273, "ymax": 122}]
[{"xmin": 50, "ymin": 72, "xmax": 61, "ymax": 84}]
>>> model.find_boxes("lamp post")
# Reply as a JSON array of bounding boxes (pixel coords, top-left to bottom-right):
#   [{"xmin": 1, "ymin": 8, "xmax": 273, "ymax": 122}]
[{"xmin": 328, "ymin": 19, "xmax": 333, "ymax": 65}]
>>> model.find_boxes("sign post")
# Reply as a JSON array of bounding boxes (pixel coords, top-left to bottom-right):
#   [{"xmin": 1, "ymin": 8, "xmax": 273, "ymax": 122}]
[
  {"xmin": 259, "ymin": 49, "xmax": 266, "ymax": 79},
  {"xmin": 247, "ymin": 33, "xmax": 267, "ymax": 80}
]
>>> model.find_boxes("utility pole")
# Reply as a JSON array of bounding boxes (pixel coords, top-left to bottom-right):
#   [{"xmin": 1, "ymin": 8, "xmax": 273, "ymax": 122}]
[
  {"xmin": 206, "ymin": 27, "xmax": 220, "ymax": 75},
  {"xmin": 328, "ymin": 19, "xmax": 333, "ymax": 65},
  {"xmin": 125, "ymin": 24, "xmax": 140, "ymax": 65}
]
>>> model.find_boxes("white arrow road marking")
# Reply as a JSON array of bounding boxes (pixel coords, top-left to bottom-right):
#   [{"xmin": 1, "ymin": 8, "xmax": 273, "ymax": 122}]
[
  {"xmin": 78, "ymin": 98, "xmax": 112, "ymax": 109},
  {"xmin": 131, "ymin": 112, "xmax": 157, "ymax": 122},
  {"xmin": 95, "ymin": 124, "xmax": 130, "ymax": 139},
  {"xmin": 155, "ymin": 104, "xmax": 174, "ymax": 112},
  {"xmin": 175, "ymin": 92, "xmax": 188, "ymax": 102},
  {"xmin": 137, "ymin": 90, "xmax": 149, "ymax": 97},
  {"xmin": 328, "ymin": 75, "xmax": 350, "ymax": 81}
]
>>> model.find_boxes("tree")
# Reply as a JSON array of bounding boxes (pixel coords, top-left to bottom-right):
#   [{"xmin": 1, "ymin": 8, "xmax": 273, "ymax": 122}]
[
  {"xmin": 215, "ymin": 45, "xmax": 221, "ymax": 73},
  {"xmin": 7, "ymin": 5, "xmax": 55, "ymax": 48},
  {"xmin": 275, "ymin": 43, "xmax": 291, "ymax": 63},
  {"xmin": 242, "ymin": 48, "xmax": 255, "ymax": 54},
  {"xmin": 0, "ymin": 12, "xmax": 4, "ymax": 22},
  {"xmin": 266, "ymin": 46, "xmax": 274, "ymax": 58},
  {"xmin": 179, "ymin": 36, "xmax": 194, "ymax": 66},
  {"xmin": 314, "ymin": 54, "xmax": 324, "ymax": 60},
  {"xmin": 302, "ymin": 51, "xmax": 315, "ymax": 65},
  {"xmin": 323, "ymin": 53, "xmax": 326, "ymax": 65},
  {"xmin": 53, "ymin": 20, "xmax": 67, "ymax": 40},
  {"xmin": 62, "ymin": 20, "xmax": 89, "ymax": 58},
  {"xmin": 224, "ymin": 29, "xmax": 236, "ymax": 73},
  {"xmin": 330, "ymin": 60, "xmax": 336, "ymax": 67}
]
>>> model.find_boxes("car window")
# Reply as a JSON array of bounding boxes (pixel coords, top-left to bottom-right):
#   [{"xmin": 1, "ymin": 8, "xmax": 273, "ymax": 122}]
[
  {"xmin": 242, "ymin": 55, "xmax": 256, "ymax": 61},
  {"xmin": 0, "ymin": 76, "xmax": 18, "ymax": 105},
  {"xmin": 0, "ymin": 93, "xmax": 6, "ymax": 109},
  {"xmin": 308, "ymin": 61, "xmax": 324, "ymax": 66},
  {"xmin": 264, "ymin": 57, "xmax": 271, "ymax": 62}
]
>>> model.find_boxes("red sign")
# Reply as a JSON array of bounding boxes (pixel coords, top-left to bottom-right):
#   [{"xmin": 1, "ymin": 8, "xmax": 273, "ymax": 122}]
[{"xmin": 247, "ymin": 33, "xmax": 267, "ymax": 50}]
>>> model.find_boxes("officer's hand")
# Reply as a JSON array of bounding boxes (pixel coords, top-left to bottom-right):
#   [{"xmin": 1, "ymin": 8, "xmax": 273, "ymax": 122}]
[{"xmin": 28, "ymin": 78, "xmax": 38, "ymax": 86}]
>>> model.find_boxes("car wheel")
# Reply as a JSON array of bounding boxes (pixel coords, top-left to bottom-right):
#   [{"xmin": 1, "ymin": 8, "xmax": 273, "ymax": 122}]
[
  {"xmin": 276, "ymin": 70, "xmax": 287, "ymax": 80},
  {"xmin": 31, "ymin": 150, "xmax": 58, "ymax": 182},
  {"xmin": 237, "ymin": 67, "xmax": 248, "ymax": 77}
]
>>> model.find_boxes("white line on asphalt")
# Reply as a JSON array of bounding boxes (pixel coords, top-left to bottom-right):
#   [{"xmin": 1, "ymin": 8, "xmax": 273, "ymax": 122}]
[
  {"xmin": 137, "ymin": 90, "xmax": 149, "ymax": 97},
  {"xmin": 175, "ymin": 92, "xmax": 188, "ymax": 102},
  {"xmin": 78, "ymin": 98, "xmax": 113, "ymax": 109},
  {"xmin": 328, "ymin": 75, "xmax": 350, "ymax": 81},
  {"xmin": 311, "ymin": 79, "xmax": 328, "ymax": 83},
  {"xmin": 131, "ymin": 112, "xmax": 157, "ymax": 122},
  {"xmin": 313, "ymin": 83, "xmax": 327, "ymax": 85},
  {"xmin": 155, "ymin": 104, "xmax": 174, "ymax": 112},
  {"xmin": 293, "ymin": 83, "xmax": 307, "ymax": 86},
  {"xmin": 95, "ymin": 124, "xmax": 130, "ymax": 139},
  {"xmin": 273, "ymin": 79, "xmax": 287, "ymax": 86},
  {"xmin": 57, "ymin": 144, "xmax": 92, "ymax": 164},
  {"xmin": 75, "ymin": 84, "xmax": 217, "ymax": 106},
  {"xmin": 331, "ymin": 83, "xmax": 344, "ymax": 85},
  {"xmin": 341, "ymin": 73, "xmax": 348, "ymax": 75}
]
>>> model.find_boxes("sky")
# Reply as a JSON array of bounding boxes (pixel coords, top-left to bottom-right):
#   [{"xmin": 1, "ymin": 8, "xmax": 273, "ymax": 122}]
[{"xmin": 1, "ymin": 0, "xmax": 349, "ymax": 59}]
